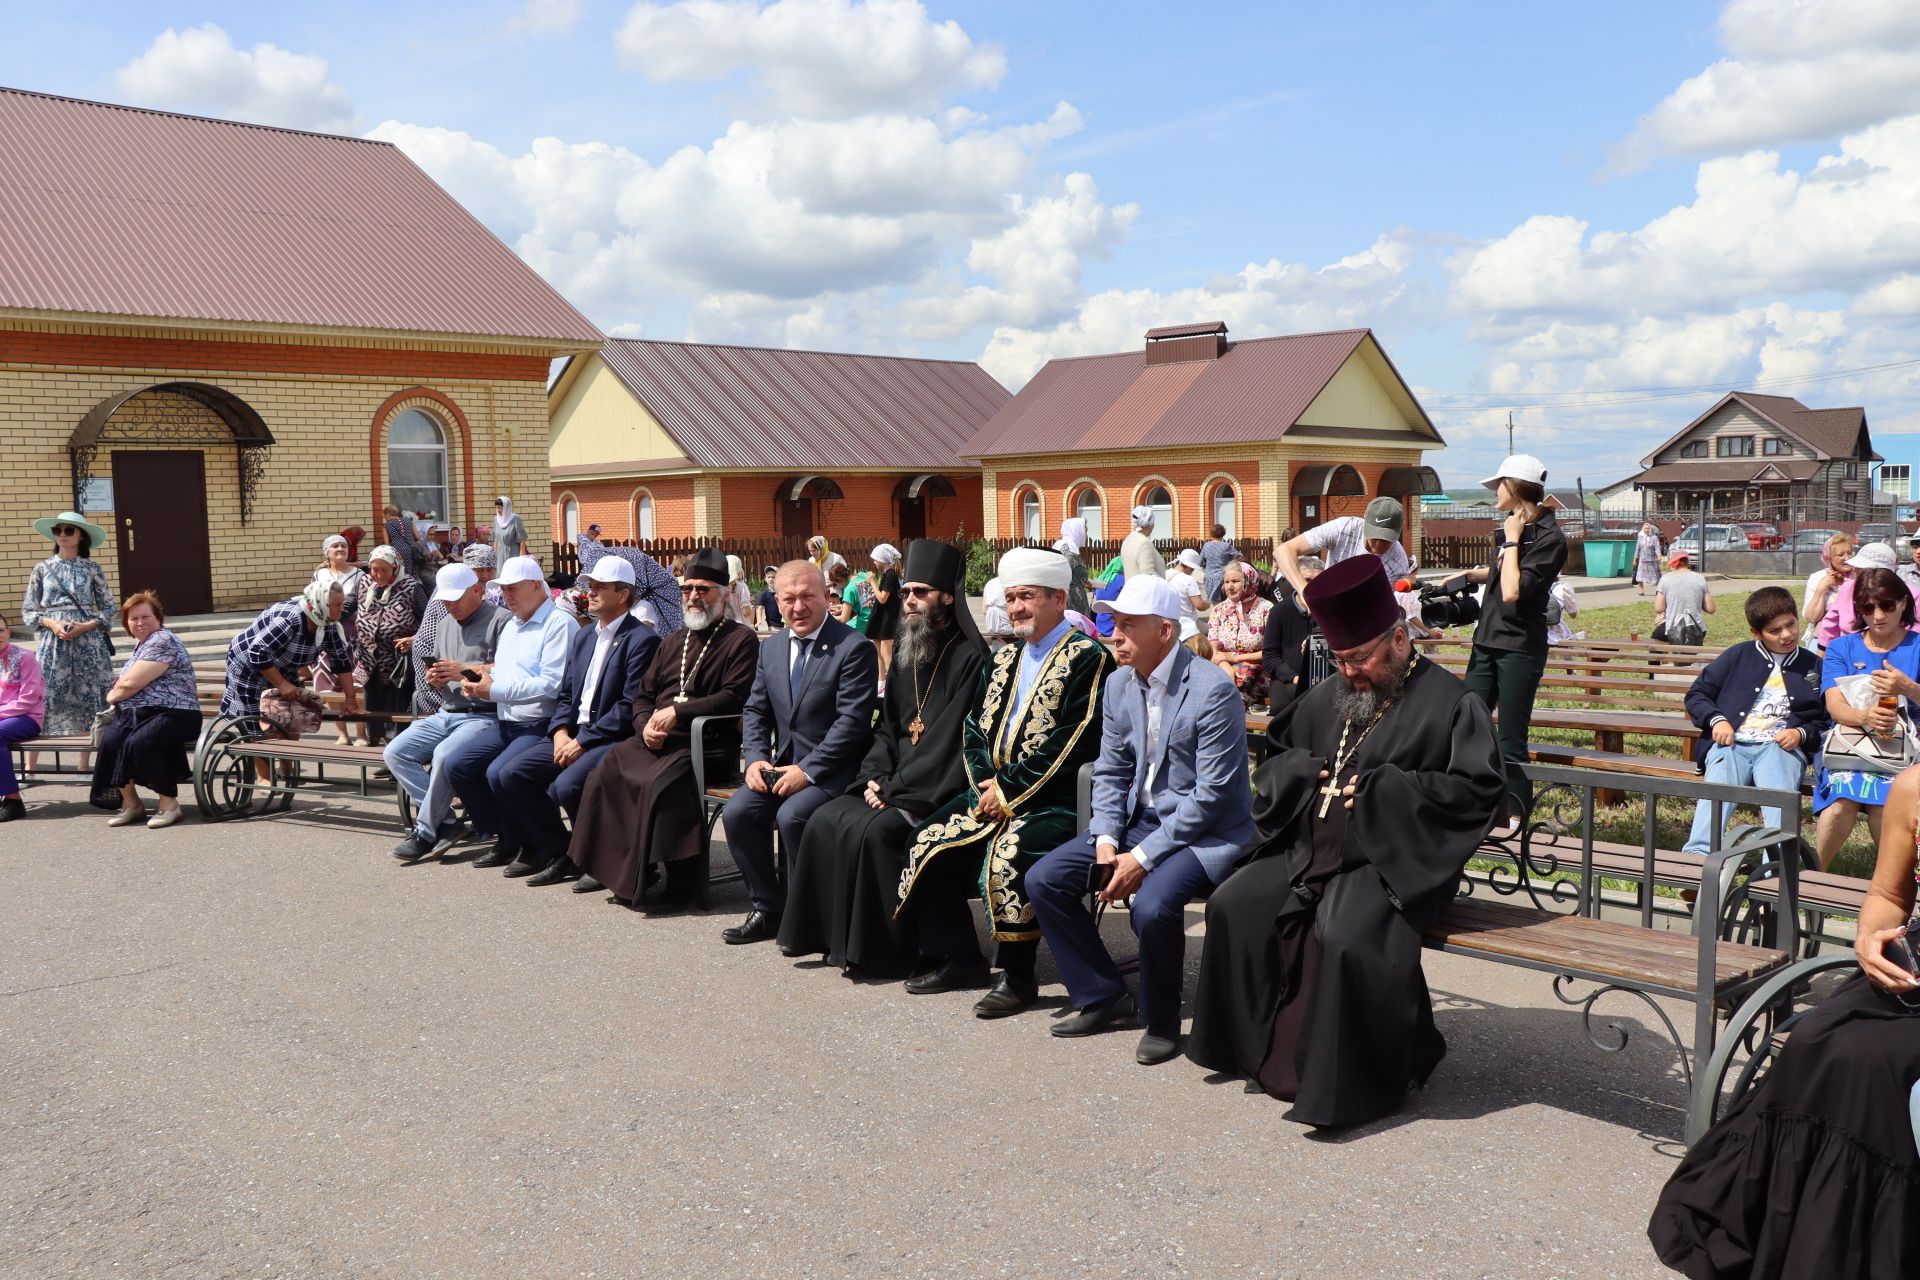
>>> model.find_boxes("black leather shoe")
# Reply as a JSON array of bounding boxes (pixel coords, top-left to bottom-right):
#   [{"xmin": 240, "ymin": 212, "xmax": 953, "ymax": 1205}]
[
  {"xmin": 722, "ymin": 909, "xmax": 782, "ymax": 944},
  {"xmin": 973, "ymin": 971, "xmax": 1039, "ymax": 1019},
  {"xmin": 391, "ymin": 832, "xmax": 434, "ymax": 862},
  {"xmin": 1051, "ymin": 992, "xmax": 1136, "ymax": 1037},
  {"xmin": 472, "ymin": 842, "xmax": 518, "ymax": 869},
  {"xmin": 526, "ymin": 860, "xmax": 578, "ymax": 887},
  {"xmin": 572, "ymin": 873, "xmax": 605, "ymax": 895},
  {"xmin": 502, "ymin": 856, "xmax": 551, "ymax": 879},
  {"xmin": 904, "ymin": 960, "xmax": 991, "ymax": 995},
  {"xmin": 0, "ymin": 796, "xmax": 25, "ymax": 822},
  {"xmin": 1135, "ymin": 1029, "xmax": 1181, "ymax": 1065},
  {"xmin": 642, "ymin": 858, "xmax": 702, "ymax": 914}
]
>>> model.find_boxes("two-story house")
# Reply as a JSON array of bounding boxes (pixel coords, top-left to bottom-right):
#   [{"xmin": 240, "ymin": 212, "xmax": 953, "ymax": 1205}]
[{"xmin": 1627, "ymin": 392, "xmax": 1878, "ymax": 523}]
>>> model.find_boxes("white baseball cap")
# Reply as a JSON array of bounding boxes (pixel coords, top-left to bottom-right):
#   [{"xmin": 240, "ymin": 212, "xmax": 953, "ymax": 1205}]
[
  {"xmin": 496, "ymin": 555, "xmax": 546, "ymax": 587},
  {"xmin": 1093, "ymin": 575, "xmax": 1183, "ymax": 622},
  {"xmin": 1482, "ymin": 454, "xmax": 1548, "ymax": 489},
  {"xmin": 580, "ymin": 556, "xmax": 636, "ymax": 587},
  {"xmin": 1847, "ymin": 542, "xmax": 1897, "ymax": 571},
  {"xmin": 433, "ymin": 563, "xmax": 479, "ymax": 602}
]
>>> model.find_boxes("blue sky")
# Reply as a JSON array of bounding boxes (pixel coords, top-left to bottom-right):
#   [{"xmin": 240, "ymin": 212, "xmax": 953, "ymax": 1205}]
[{"xmin": 7, "ymin": 1, "xmax": 1920, "ymax": 487}]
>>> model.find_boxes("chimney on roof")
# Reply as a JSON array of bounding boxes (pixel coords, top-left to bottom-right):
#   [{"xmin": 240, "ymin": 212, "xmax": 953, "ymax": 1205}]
[{"xmin": 1144, "ymin": 320, "xmax": 1227, "ymax": 366}]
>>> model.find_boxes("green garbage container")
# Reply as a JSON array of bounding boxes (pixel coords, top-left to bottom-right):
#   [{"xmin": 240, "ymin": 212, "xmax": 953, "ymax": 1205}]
[{"xmin": 1583, "ymin": 538, "xmax": 1634, "ymax": 578}]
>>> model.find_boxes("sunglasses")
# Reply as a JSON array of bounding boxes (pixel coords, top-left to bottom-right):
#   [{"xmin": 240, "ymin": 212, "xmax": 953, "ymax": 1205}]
[
  {"xmin": 901, "ymin": 585, "xmax": 941, "ymax": 598},
  {"xmin": 52, "ymin": 525, "xmax": 78, "ymax": 536},
  {"xmin": 680, "ymin": 582, "xmax": 718, "ymax": 596}
]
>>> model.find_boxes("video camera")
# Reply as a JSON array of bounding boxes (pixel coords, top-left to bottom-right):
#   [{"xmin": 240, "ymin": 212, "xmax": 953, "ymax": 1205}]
[{"xmin": 1406, "ymin": 576, "xmax": 1482, "ymax": 629}]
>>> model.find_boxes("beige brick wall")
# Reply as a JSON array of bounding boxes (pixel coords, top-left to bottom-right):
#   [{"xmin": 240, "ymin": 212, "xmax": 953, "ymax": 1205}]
[{"xmin": 2, "ymin": 352, "xmax": 555, "ymax": 616}]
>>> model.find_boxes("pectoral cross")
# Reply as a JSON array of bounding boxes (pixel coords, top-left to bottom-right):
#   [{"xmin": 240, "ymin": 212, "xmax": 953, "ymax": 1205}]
[
  {"xmin": 1317, "ymin": 773, "xmax": 1345, "ymax": 820},
  {"xmin": 908, "ymin": 715, "xmax": 925, "ymax": 746}
]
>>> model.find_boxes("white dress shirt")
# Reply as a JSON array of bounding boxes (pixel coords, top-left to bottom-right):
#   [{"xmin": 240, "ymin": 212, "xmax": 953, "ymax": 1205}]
[
  {"xmin": 575, "ymin": 617, "xmax": 620, "ymax": 726},
  {"xmin": 1140, "ymin": 642, "xmax": 1179, "ymax": 805}
]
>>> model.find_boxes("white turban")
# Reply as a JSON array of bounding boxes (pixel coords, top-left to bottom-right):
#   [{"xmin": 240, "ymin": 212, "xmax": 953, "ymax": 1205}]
[
  {"xmin": 998, "ymin": 546, "xmax": 1070, "ymax": 590},
  {"xmin": 1131, "ymin": 504, "xmax": 1155, "ymax": 530}
]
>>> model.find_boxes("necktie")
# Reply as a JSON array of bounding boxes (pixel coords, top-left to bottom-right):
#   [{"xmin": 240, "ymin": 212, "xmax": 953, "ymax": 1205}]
[{"xmin": 789, "ymin": 635, "xmax": 812, "ymax": 701}]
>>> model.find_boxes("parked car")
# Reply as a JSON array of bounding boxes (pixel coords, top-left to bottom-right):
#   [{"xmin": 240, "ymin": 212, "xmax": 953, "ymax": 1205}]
[
  {"xmin": 1784, "ymin": 527, "xmax": 1844, "ymax": 553},
  {"xmin": 1668, "ymin": 524, "xmax": 1753, "ymax": 558},
  {"xmin": 1735, "ymin": 522, "xmax": 1783, "ymax": 549},
  {"xmin": 1855, "ymin": 523, "xmax": 1911, "ymax": 554}
]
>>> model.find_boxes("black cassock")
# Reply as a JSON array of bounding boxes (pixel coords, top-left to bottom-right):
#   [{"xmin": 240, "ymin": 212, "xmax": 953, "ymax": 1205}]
[
  {"xmin": 1185, "ymin": 656, "xmax": 1502, "ymax": 1128},
  {"xmin": 777, "ymin": 630, "xmax": 986, "ymax": 976}
]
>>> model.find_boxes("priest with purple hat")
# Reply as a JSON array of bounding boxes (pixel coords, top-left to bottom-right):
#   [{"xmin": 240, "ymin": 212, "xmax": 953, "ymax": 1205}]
[{"xmin": 1184, "ymin": 554, "xmax": 1504, "ymax": 1128}]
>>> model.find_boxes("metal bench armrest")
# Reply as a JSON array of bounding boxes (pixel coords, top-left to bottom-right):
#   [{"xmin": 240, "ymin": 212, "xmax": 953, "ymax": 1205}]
[{"xmin": 689, "ymin": 714, "xmax": 742, "ymax": 796}]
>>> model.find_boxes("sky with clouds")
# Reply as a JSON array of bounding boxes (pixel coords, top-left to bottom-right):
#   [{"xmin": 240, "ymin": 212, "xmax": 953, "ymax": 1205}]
[{"xmin": 7, "ymin": 0, "xmax": 1920, "ymax": 486}]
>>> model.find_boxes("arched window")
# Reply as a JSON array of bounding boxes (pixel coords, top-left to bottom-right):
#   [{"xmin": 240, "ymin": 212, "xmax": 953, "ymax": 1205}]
[
  {"xmin": 1073, "ymin": 486, "xmax": 1103, "ymax": 536},
  {"xmin": 561, "ymin": 496, "xmax": 580, "ymax": 542},
  {"xmin": 387, "ymin": 408, "xmax": 448, "ymax": 520},
  {"xmin": 1018, "ymin": 487, "xmax": 1042, "ymax": 541},
  {"xmin": 1211, "ymin": 482, "xmax": 1236, "ymax": 538},
  {"xmin": 1139, "ymin": 483, "xmax": 1173, "ymax": 541},
  {"xmin": 633, "ymin": 491, "xmax": 656, "ymax": 541}
]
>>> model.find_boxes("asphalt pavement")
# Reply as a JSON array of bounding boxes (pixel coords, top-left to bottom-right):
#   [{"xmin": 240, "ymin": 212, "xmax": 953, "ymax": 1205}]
[{"xmin": 2, "ymin": 785, "xmax": 1686, "ymax": 1278}]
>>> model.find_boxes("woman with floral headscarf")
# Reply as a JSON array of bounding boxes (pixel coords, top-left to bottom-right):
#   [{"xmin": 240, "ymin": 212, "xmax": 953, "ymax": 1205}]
[
  {"xmin": 1207, "ymin": 561, "xmax": 1272, "ymax": 707},
  {"xmin": 808, "ymin": 535, "xmax": 848, "ymax": 578},
  {"xmin": 349, "ymin": 547, "xmax": 424, "ymax": 746},
  {"xmin": 221, "ymin": 581, "xmax": 357, "ymax": 778}
]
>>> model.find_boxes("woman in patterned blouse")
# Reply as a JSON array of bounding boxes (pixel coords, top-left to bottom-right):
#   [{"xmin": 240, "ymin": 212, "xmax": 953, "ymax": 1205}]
[
  {"xmin": 1206, "ymin": 561, "xmax": 1273, "ymax": 707},
  {"xmin": 94, "ymin": 592, "xmax": 202, "ymax": 829},
  {"xmin": 351, "ymin": 547, "xmax": 424, "ymax": 746},
  {"xmin": 21, "ymin": 512, "xmax": 115, "ymax": 771}
]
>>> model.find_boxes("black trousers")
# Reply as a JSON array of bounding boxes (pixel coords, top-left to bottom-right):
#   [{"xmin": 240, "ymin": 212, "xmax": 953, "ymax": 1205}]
[
  {"xmin": 92, "ymin": 706, "xmax": 201, "ymax": 802},
  {"xmin": 909, "ymin": 847, "xmax": 1037, "ymax": 977},
  {"xmin": 1461, "ymin": 642, "xmax": 1547, "ymax": 816}
]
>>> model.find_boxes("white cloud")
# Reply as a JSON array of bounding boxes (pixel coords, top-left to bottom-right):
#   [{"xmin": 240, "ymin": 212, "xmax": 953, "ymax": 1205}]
[
  {"xmin": 1611, "ymin": 0, "xmax": 1920, "ymax": 170},
  {"xmin": 977, "ymin": 232, "xmax": 1418, "ymax": 386},
  {"xmin": 113, "ymin": 24, "xmax": 356, "ymax": 133},
  {"xmin": 614, "ymin": 0, "xmax": 1006, "ymax": 118},
  {"xmin": 510, "ymin": 0, "xmax": 585, "ymax": 32}
]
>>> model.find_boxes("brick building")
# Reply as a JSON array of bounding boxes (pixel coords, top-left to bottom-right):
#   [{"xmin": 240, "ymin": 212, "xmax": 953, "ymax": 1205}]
[
  {"xmin": 961, "ymin": 322, "xmax": 1442, "ymax": 555},
  {"xmin": 0, "ymin": 87, "xmax": 600, "ymax": 613},
  {"xmin": 547, "ymin": 338, "xmax": 1007, "ymax": 550}
]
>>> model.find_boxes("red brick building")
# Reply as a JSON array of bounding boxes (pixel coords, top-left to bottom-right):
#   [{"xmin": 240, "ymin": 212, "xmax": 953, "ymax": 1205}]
[
  {"xmin": 548, "ymin": 338, "xmax": 1007, "ymax": 551},
  {"xmin": 961, "ymin": 323, "xmax": 1443, "ymax": 556}
]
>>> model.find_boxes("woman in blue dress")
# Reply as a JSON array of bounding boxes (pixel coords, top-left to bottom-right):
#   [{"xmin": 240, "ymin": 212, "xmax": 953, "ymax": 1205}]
[
  {"xmin": 20, "ymin": 510, "xmax": 115, "ymax": 753},
  {"xmin": 1814, "ymin": 565, "xmax": 1920, "ymax": 869}
]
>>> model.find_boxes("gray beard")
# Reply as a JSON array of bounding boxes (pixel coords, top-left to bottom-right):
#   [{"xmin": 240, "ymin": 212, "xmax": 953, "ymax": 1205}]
[
  {"xmin": 683, "ymin": 602, "xmax": 715, "ymax": 631},
  {"xmin": 895, "ymin": 605, "xmax": 950, "ymax": 671},
  {"xmin": 1333, "ymin": 652, "xmax": 1413, "ymax": 727}
]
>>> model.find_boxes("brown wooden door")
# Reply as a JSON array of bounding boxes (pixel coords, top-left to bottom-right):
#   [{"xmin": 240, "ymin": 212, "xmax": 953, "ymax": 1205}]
[
  {"xmin": 112, "ymin": 451, "xmax": 214, "ymax": 615},
  {"xmin": 898, "ymin": 494, "xmax": 927, "ymax": 541},
  {"xmin": 781, "ymin": 496, "xmax": 814, "ymax": 538}
]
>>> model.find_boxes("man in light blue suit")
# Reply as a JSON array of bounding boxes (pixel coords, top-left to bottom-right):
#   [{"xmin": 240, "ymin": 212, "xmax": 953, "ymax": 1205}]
[{"xmin": 1028, "ymin": 575, "xmax": 1254, "ymax": 1065}]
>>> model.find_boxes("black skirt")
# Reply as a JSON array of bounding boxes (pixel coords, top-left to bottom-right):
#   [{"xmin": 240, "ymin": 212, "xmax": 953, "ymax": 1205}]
[
  {"xmin": 91, "ymin": 705, "xmax": 202, "ymax": 804},
  {"xmin": 1648, "ymin": 973, "xmax": 1920, "ymax": 1279}
]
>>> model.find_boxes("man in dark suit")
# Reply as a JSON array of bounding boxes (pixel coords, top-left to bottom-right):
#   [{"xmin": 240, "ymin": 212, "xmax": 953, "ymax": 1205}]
[
  {"xmin": 491, "ymin": 557, "xmax": 660, "ymax": 883},
  {"xmin": 1028, "ymin": 576, "xmax": 1254, "ymax": 1065},
  {"xmin": 720, "ymin": 559, "xmax": 878, "ymax": 943}
]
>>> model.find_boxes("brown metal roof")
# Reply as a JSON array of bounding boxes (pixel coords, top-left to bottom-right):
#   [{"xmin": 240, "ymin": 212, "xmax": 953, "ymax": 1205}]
[
  {"xmin": 1640, "ymin": 391, "xmax": 1874, "ymax": 465},
  {"xmin": 595, "ymin": 338, "xmax": 1009, "ymax": 471},
  {"xmin": 1631, "ymin": 459, "xmax": 1823, "ymax": 486},
  {"xmin": 1144, "ymin": 320, "xmax": 1227, "ymax": 339},
  {"xmin": 0, "ymin": 87, "xmax": 601, "ymax": 345},
  {"xmin": 964, "ymin": 327, "xmax": 1432, "ymax": 457}
]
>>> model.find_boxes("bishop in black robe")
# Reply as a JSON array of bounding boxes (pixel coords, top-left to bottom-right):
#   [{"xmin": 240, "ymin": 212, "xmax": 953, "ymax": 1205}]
[
  {"xmin": 566, "ymin": 551, "xmax": 759, "ymax": 905},
  {"xmin": 1185, "ymin": 555, "xmax": 1503, "ymax": 1128},
  {"xmin": 778, "ymin": 540, "xmax": 987, "ymax": 975}
]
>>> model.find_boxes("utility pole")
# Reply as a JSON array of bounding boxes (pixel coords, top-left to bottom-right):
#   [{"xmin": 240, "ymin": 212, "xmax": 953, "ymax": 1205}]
[{"xmin": 1506, "ymin": 411, "xmax": 1514, "ymax": 455}]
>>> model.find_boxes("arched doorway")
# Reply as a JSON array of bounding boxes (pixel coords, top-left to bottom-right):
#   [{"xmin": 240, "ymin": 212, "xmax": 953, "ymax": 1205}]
[
  {"xmin": 894, "ymin": 473, "xmax": 957, "ymax": 541},
  {"xmin": 1292, "ymin": 463, "xmax": 1365, "ymax": 533},
  {"xmin": 70, "ymin": 382, "xmax": 275, "ymax": 615},
  {"xmin": 779, "ymin": 475, "xmax": 845, "ymax": 538}
]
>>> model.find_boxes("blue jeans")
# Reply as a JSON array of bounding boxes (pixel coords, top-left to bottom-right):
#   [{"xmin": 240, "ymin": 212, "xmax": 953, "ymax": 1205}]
[
  {"xmin": 1683, "ymin": 740, "xmax": 1805, "ymax": 854},
  {"xmin": 383, "ymin": 710, "xmax": 501, "ymax": 842}
]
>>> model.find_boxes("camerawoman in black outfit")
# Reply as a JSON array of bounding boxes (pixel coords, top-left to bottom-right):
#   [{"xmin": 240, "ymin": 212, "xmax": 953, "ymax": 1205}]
[{"xmin": 1445, "ymin": 454, "xmax": 1568, "ymax": 820}]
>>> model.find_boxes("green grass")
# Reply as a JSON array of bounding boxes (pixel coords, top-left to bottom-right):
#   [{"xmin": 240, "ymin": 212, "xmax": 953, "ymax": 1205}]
[{"xmin": 1574, "ymin": 589, "xmax": 1763, "ymax": 649}]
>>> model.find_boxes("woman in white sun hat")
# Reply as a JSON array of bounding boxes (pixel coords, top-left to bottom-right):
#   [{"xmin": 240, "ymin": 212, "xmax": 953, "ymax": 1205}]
[{"xmin": 20, "ymin": 510, "xmax": 115, "ymax": 755}]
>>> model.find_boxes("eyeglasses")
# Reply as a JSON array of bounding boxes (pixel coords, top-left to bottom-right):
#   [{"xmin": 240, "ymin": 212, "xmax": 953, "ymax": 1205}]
[
  {"xmin": 1330, "ymin": 632, "xmax": 1393, "ymax": 672},
  {"xmin": 680, "ymin": 583, "xmax": 717, "ymax": 596},
  {"xmin": 901, "ymin": 585, "xmax": 941, "ymax": 598},
  {"xmin": 52, "ymin": 526, "xmax": 77, "ymax": 536}
]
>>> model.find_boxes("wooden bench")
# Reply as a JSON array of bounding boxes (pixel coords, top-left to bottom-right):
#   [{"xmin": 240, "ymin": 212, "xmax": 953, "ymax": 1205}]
[{"xmin": 191, "ymin": 712, "xmax": 410, "ymax": 823}]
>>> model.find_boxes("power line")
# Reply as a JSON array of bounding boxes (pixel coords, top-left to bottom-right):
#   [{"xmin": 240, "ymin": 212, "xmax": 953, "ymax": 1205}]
[{"xmin": 1421, "ymin": 354, "xmax": 1920, "ymax": 414}]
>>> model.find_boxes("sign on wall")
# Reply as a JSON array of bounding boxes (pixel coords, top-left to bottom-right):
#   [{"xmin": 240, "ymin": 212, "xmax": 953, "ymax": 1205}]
[{"xmin": 80, "ymin": 478, "xmax": 115, "ymax": 513}]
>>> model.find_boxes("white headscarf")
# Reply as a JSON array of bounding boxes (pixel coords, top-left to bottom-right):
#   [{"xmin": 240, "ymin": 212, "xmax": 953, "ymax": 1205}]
[
  {"xmin": 871, "ymin": 543, "xmax": 902, "ymax": 566},
  {"xmin": 369, "ymin": 545, "xmax": 402, "ymax": 570},
  {"xmin": 322, "ymin": 534, "xmax": 348, "ymax": 556},
  {"xmin": 1058, "ymin": 518, "xmax": 1087, "ymax": 555},
  {"xmin": 494, "ymin": 495, "xmax": 515, "ymax": 532},
  {"xmin": 1131, "ymin": 504, "xmax": 1155, "ymax": 531}
]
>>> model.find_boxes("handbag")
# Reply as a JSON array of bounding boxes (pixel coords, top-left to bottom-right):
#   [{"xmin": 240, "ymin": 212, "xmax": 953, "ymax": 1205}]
[
  {"xmin": 1821, "ymin": 721, "xmax": 1920, "ymax": 774},
  {"xmin": 258, "ymin": 688, "xmax": 324, "ymax": 739},
  {"xmin": 89, "ymin": 704, "xmax": 117, "ymax": 750}
]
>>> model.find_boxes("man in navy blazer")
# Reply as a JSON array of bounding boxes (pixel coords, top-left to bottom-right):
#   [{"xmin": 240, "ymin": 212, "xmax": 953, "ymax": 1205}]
[
  {"xmin": 721, "ymin": 560, "xmax": 878, "ymax": 943},
  {"xmin": 494, "ymin": 558, "xmax": 660, "ymax": 884},
  {"xmin": 1028, "ymin": 575, "xmax": 1254, "ymax": 1065}
]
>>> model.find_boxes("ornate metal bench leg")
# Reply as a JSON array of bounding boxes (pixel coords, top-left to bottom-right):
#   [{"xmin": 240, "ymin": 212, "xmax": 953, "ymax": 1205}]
[{"xmin": 1685, "ymin": 953, "xmax": 1856, "ymax": 1144}]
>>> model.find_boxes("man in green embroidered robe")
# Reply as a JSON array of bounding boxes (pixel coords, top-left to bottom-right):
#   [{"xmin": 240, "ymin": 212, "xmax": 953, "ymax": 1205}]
[{"xmin": 897, "ymin": 546, "xmax": 1113, "ymax": 1018}]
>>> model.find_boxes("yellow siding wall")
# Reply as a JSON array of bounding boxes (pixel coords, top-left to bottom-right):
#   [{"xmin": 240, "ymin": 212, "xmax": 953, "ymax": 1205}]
[
  {"xmin": 548, "ymin": 355, "xmax": 688, "ymax": 471},
  {"xmin": 1296, "ymin": 345, "xmax": 1426, "ymax": 434}
]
